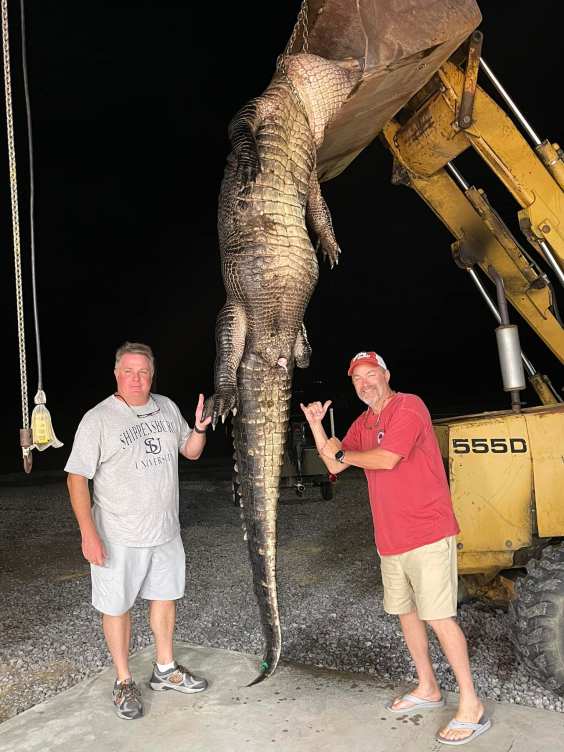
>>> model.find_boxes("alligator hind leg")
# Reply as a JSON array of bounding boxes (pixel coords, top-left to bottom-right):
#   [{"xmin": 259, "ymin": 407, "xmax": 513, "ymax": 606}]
[
  {"xmin": 204, "ymin": 300, "xmax": 247, "ymax": 426},
  {"xmin": 294, "ymin": 324, "xmax": 312, "ymax": 369}
]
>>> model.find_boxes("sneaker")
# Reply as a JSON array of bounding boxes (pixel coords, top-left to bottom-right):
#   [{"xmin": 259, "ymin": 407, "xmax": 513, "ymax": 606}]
[
  {"xmin": 149, "ymin": 662, "xmax": 208, "ymax": 694},
  {"xmin": 112, "ymin": 678, "xmax": 143, "ymax": 720}
]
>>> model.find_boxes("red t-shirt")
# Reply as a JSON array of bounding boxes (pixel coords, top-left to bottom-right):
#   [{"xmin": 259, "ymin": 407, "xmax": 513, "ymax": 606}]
[{"xmin": 342, "ymin": 393, "xmax": 459, "ymax": 556}]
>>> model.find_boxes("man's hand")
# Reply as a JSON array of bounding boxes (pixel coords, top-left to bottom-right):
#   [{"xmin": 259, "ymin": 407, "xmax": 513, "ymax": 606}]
[
  {"xmin": 300, "ymin": 400, "xmax": 332, "ymax": 426},
  {"xmin": 81, "ymin": 530, "xmax": 106, "ymax": 566},
  {"xmin": 183, "ymin": 393, "xmax": 212, "ymax": 460},
  {"xmin": 194, "ymin": 393, "xmax": 213, "ymax": 432},
  {"xmin": 67, "ymin": 473, "xmax": 106, "ymax": 563},
  {"xmin": 321, "ymin": 436, "xmax": 342, "ymax": 461}
]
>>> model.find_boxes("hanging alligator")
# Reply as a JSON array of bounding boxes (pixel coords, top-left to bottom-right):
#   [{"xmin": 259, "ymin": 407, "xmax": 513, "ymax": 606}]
[
  {"xmin": 204, "ymin": 52, "xmax": 361, "ymax": 684},
  {"xmin": 203, "ymin": 0, "xmax": 481, "ymax": 684}
]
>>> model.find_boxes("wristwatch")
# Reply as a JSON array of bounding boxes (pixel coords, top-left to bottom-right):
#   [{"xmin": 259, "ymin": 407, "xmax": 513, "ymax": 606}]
[{"xmin": 334, "ymin": 449, "xmax": 346, "ymax": 464}]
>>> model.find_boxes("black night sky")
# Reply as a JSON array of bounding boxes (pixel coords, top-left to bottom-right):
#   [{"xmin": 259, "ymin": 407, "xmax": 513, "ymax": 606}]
[{"xmin": 1, "ymin": 1, "xmax": 563, "ymax": 475}]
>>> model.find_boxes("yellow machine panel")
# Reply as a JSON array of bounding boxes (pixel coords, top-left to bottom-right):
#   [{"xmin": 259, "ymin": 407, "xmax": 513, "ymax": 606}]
[
  {"xmin": 437, "ymin": 413, "xmax": 533, "ymax": 568},
  {"xmin": 435, "ymin": 406, "xmax": 564, "ymax": 576},
  {"xmin": 525, "ymin": 405, "xmax": 564, "ymax": 536}
]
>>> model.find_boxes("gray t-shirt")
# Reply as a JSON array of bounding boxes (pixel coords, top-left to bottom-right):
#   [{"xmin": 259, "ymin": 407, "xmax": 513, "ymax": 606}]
[{"xmin": 65, "ymin": 394, "xmax": 191, "ymax": 547}]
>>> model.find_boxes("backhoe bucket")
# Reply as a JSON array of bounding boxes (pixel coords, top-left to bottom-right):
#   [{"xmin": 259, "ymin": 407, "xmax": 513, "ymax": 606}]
[{"xmin": 286, "ymin": 0, "xmax": 482, "ymax": 181}]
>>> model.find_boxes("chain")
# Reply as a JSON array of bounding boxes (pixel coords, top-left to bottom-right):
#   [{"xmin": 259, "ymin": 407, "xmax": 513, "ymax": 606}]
[
  {"xmin": 2, "ymin": 0, "xmax": 29, "ymax": 429},
  {"xmin": 284, "ymin": 0, "xmax": 309, "ymax": 56}
]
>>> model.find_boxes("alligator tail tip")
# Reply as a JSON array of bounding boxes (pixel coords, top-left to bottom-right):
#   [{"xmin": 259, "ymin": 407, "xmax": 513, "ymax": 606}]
[
  {"xmin": 247, "ymin": 672, "xmax": 268, "ymax": 687},
  {"xmin": 247, "ymin": 661, "xmax": 272, "ymax": 687}
]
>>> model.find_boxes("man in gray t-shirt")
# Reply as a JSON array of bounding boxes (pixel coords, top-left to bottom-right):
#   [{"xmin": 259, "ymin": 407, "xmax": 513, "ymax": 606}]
[{"xmin": 66, "ymin": 341, "xmax": 212, "ymax": 720}]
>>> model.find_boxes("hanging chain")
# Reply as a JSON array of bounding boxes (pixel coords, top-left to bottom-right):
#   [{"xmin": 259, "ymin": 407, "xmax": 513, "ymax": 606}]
[
  {"xmin": 284, "ymin": 0, "xmax": 309, "ymax": 56},
  {"xmin": 2, "ymin": 0, "xmax": 29, "ymax": 429}
]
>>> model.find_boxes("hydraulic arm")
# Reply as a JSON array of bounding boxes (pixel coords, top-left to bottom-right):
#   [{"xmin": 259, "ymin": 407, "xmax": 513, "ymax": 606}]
[{"xmin": 381, "ymin": 50, "xmax": 564, "ymax": 374}]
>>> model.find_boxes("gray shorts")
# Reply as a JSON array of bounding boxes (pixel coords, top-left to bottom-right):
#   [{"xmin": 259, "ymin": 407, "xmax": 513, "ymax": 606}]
[{"xmin": 91, "ymin": 534, "xmax": 185, "ymax": 616}]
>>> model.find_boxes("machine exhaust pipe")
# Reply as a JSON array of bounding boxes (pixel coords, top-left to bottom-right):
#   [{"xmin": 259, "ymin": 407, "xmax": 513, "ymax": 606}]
[{"xmin": 488, "ymin": 266, "xmax": 526, "ymax": 412}]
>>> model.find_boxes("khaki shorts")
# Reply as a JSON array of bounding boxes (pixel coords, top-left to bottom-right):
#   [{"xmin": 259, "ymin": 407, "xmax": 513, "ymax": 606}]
[
  {"xmin": 380, "ymin": 536, "xmax": 458, "ymax": 621},
  {"xmin": 91, "ymin": 534, "xmax": 185, "ymax": 616}
]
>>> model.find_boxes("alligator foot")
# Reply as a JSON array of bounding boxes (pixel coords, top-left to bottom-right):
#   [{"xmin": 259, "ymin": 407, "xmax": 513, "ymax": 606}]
[
  {"xmin": 294, "ymin": 324, "xmax": 312, "ymax": 369},
  {"xmin": 315, "ymin": 237, "xmax": 341, "ymax": 269},
  {"xmin": 203, "ymin": 388, "xmax": 238, "ymax": 429},
  {"xmin": 325, "ymin": 243, "xmax": 341, "ymax": 269},
  {"xmin": 237, "ymin": 152, "xmax": 261, "ymax": 190}
]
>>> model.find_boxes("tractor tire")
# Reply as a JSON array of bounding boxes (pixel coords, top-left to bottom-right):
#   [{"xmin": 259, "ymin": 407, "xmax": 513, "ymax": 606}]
[
  {"xmin": 508, "ymin": 541, "xmax": 564, "ymax": 695},
  {"xmin": 320, "ymin": 481, "xmax": 334, "ymax": 501}
]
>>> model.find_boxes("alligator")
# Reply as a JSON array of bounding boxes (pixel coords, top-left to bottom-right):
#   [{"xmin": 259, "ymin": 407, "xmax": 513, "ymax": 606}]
[{"xmin": 204, "ymin": 52, "xmax": 360, "ymax": 684}]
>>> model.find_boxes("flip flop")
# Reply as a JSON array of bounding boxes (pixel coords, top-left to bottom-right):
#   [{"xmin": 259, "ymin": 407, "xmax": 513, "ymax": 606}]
[
  {"xmin": 386, "ymin": 692, "xmax": 446, "ymax": 714},
  {"xmin": 436, "ymin": 715, "xmax": 492, "ymax": 746}
]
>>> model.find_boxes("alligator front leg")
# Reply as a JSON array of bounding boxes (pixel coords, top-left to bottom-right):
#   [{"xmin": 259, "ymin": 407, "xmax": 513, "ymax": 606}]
[
  {"xmin": 204, "ymin": 300, "xmax": 247, "ymax": 427},
  {"xmin": 306, "ymin": 170, "xmax": 341, "ymax": 268},
  {"xmin": 229, "ymin": 99, "xmax": 262, "ymax": 189}
]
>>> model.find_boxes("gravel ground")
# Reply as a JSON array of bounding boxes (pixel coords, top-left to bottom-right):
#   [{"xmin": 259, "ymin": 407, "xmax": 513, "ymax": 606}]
[{"xmin": 1, "ymin": 462, "xmax": 563, "ymax": 723}]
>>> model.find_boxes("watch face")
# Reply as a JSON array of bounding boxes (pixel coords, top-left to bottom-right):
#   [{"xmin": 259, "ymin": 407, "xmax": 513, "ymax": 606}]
[{"xmin": 335, "ymin": 450, "xmax": 344, "ymax": 463}]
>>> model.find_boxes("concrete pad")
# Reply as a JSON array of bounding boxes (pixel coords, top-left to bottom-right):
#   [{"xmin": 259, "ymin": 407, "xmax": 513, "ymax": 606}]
[{"xmin": 1, "ymin": 642, "xmax": 562, "ymax": 752}]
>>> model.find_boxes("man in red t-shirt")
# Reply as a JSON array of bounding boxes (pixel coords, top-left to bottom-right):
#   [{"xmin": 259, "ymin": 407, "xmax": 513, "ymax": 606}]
[{"xmin": 301, "ymin": 351, "xmax": 490, "ymax": 746}]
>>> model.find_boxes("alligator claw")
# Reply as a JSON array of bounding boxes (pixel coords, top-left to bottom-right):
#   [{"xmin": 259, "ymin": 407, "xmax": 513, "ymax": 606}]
[
  {"xmin": 203, "ymin": 390, "xmax": 238, "ymax": 430},
  {"xmin": 327, "ymin": 244, "xmax": 341, "ymax": 268},
  {"xmin": 237, "ymin": 152, "xmax": 261, "ymax": 193},
  {"xmin": 318, "ymin": 240, "xmax": 341, "ymax": 268},
  {"xmin": 241, "ymin": 157, "xmax": 261, "ymax": 185}
]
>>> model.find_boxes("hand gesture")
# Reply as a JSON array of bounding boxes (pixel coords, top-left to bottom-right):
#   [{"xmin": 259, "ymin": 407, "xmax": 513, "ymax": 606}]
[
  {"xmin": 195, "ymin": 393, "xmax": 213, "ymax": 432},
  {"xmin": 300, "ymin": 400, "xmax": 332, "ymax": 426}
]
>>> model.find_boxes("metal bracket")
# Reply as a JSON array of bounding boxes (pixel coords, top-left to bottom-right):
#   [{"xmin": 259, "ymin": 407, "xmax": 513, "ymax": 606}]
[
  {"xmin": 457, "ymin": 30, "xmax": 483, "ymax": 129},
  {"xmin": 451, "ymin": 239, "xmax": 482, "ymax": 269}
]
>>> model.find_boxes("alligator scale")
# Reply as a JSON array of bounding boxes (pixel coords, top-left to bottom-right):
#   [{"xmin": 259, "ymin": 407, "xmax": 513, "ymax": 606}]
[{"xmin": 204, "ymin": 53, "xmax": 359, "ymax": 683}]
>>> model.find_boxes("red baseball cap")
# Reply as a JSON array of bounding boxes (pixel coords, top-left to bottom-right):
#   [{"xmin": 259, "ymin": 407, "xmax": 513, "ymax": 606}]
[{"xmin": 347, "ymin": 351, "xmax": 387, "ymax": 376}]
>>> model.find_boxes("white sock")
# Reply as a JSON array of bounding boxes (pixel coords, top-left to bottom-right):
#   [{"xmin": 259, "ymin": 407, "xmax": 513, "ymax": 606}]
[{"xmin": 157, "ymin": 661, "xmax": 175, "ymax": 672}]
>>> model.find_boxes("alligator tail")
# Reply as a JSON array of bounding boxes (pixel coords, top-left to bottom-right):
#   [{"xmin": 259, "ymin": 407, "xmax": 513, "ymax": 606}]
[{"xmin": 233, "ymin": 352, "xmax": 292, "ymax": 685}]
